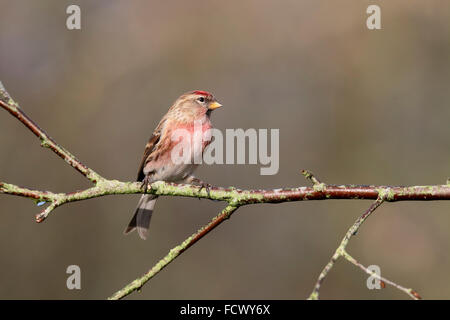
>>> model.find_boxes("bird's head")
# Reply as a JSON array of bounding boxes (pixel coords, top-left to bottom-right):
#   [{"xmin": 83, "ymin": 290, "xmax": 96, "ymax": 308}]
[
  {"xmin": 171, "ymin": 90, "xmax": 222, "ymax": 118},
  {"xmin": 189, "ymin": 90, "xmax": 222, "ymax": 111}
]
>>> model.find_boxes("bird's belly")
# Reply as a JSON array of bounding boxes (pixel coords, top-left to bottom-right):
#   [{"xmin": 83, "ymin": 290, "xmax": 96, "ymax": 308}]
[{"xmin": 152, "ymin": 163, "xmax": 199, "ymax": 182}]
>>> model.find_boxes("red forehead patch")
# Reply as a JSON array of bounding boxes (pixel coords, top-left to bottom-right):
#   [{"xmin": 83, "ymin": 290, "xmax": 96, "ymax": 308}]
[{"xmin": 193, "ymin": 90, "xmax": 212, "ymax": 97}]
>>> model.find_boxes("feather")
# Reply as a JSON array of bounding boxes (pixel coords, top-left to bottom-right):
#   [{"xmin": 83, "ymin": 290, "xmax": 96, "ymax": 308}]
[{"xmin": 124, "ymin": 194, "xmax": 158, "ymax": 240}]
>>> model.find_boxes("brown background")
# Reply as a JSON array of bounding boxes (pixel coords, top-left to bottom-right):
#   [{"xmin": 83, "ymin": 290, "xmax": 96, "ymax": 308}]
[{"xmin": 0, "ymin": 1, "xmax": 449, "ymax": 299}]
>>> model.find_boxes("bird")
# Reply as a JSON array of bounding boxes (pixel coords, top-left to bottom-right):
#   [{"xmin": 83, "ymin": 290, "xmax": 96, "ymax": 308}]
[{"xmin": 124, "ymin": 90, "xmax": 222, "ymax": 240}]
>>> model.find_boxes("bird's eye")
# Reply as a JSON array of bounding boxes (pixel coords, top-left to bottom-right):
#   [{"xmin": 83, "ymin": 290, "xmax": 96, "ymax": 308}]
[{"xmin": 197, "ymin": 97, "xmax": 205, "ymax": 103}]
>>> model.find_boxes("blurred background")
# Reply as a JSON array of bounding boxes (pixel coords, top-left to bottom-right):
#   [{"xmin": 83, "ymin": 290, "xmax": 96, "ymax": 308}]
[{"xmin": 0, "ymin": 0, "xmax": 449, "ymax": 299}]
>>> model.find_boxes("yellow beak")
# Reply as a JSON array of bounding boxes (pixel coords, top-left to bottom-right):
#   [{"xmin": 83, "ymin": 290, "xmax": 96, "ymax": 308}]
[{"xmin": 208, "ymin": 101, "xmax": 222, "ymax": 110}]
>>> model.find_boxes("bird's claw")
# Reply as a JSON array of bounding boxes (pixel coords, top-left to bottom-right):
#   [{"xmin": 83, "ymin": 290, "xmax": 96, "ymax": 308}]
[
  {"xmin": 198, "ymin": 182, "xmax": 212, "ymax": 199},
  {"xmin": 141, "ymin": 176, "xmax": 152, "ymax": 192}
]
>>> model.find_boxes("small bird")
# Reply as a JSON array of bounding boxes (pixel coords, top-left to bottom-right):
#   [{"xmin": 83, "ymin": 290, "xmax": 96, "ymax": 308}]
[{"xmin": 124, "ymin": 90, "xmax": 222, "ymax": 239}]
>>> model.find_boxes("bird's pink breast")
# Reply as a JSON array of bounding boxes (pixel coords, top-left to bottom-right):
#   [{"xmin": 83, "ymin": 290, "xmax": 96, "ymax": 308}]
[{"xmin": 178, "ymin": 120, "xmax": 212, "ymax": 149}]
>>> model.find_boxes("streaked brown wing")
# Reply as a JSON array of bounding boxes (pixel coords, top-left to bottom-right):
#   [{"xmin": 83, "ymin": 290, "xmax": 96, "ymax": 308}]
[{"xmin": 136, "ymin": 121, "xmax": 164, "ymax": 181}]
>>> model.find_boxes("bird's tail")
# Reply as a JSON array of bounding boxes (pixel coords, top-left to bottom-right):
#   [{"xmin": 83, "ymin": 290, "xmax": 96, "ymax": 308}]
[{"xmin": 124, "ymin": 194, "xmax": 158, "ymax": 240}]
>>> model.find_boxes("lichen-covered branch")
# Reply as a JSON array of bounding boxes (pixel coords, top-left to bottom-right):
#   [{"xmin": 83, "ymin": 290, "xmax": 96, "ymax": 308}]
[
  {"xmin": 2, "ymin": 179, "xmax": 450, "ymax": 223},
  {"xmin": 1, "ymin": 81, "xmax": 449, "ymax": 300},
  {"xmin": 108, "ymin": 205, "xmax": 238, "ymax": 300},
  {"xmin": 0, "ymin": 81, "xmax": 102, "ymax": 184}
]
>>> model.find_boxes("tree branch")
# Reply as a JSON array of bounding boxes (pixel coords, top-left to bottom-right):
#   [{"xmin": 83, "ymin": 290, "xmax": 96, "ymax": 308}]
[
  {"xmin": 0, "ymin": 81, "xmax": 102, "ymax": 184},
  {"xmin": 308, "ymin": 197, "xmax": 421, "ymax": 300},
  {"xmin": 108, "ymin": 205, "xmax": 238, "ymax": 300},
  {"xmin": 1, "ymin": 82, "xmax": 448, "ymax": 299}
]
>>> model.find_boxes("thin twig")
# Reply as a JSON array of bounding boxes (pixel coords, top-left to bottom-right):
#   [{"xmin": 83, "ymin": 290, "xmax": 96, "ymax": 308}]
[
  {"xmin": 301, "ymin": 169, "xmax": 322, "ymax": 185},
  {"xmin": 341, "ymin": 250, "xmax": 421, "ymax": 300}
]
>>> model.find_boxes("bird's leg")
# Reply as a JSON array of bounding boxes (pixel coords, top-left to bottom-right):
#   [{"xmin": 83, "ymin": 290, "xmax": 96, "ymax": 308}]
[
  {"xmin": 185, "ymin": 175, "xmax": 212, "ymax": 198},
  {"xmin": 141, "ymin": 175, "xmax": 152, "ymax": 193}
]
